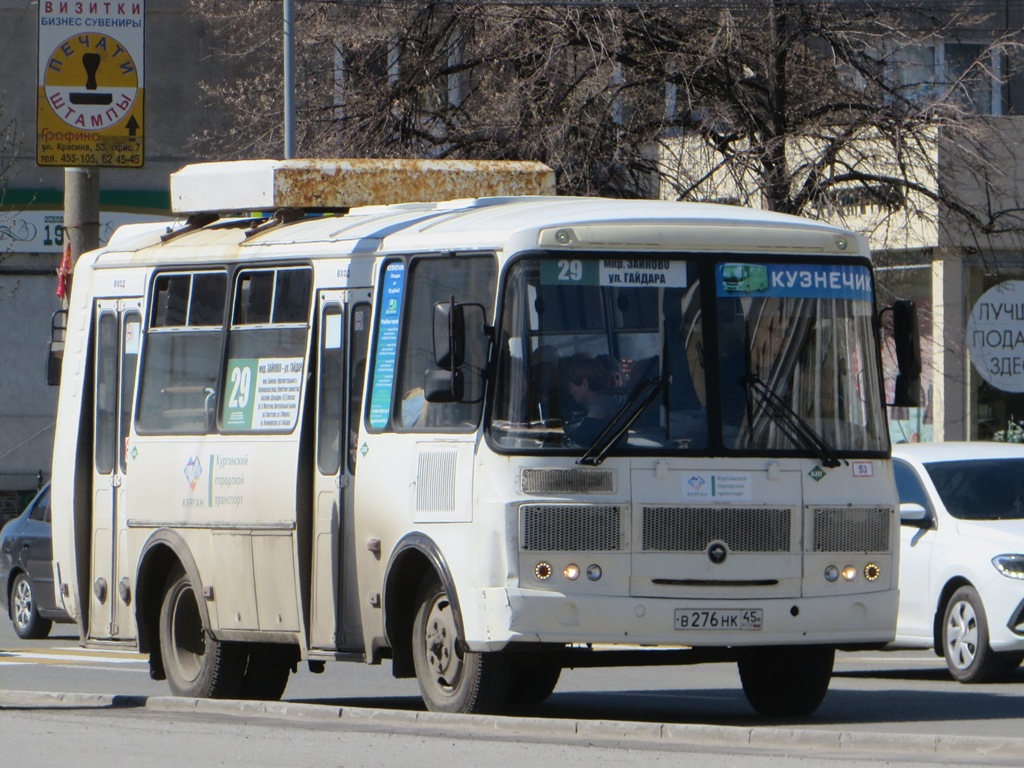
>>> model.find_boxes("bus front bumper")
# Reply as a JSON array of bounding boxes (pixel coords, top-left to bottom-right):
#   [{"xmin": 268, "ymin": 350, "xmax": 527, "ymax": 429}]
[{"xmin": 464, "ymin": 587, "xmax": 899, "ymax": 652}]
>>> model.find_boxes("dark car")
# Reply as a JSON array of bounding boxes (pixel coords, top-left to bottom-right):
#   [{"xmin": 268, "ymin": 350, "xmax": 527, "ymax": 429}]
[{"xmin": 0, "ymin": 483, "xmax": 71, "ymax": 638}]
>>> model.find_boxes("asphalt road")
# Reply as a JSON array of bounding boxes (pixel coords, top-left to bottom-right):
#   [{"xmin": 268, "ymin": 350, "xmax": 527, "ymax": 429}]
[{"xmin": 2, "ymin": 617, "xmax": 1024, "ymax": 765}]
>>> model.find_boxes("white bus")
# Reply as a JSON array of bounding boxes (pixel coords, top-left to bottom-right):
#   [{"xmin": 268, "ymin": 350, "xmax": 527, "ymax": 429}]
[{"xmin": 48, "ymin": 158, "xmax": 919, "ymax": 716}]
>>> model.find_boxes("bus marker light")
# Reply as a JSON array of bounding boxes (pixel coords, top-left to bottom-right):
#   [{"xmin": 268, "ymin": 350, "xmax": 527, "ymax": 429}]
[
  {"xmin": 864, "ymin": 563, "xmax": 881, "ymax": 581},
  {"xmin": 534, "ymin": 562, "xmax": 552, "ymax": 580}
]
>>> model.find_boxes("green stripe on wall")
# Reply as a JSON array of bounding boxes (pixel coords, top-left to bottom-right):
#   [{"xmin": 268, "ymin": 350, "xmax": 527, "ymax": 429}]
[{"xmin": 2, "ymin": 187, "xmax": 171, "ymax": 215}]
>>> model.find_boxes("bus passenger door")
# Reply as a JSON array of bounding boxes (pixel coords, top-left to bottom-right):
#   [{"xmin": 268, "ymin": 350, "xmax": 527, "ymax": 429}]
[
  {"xmin": 309, "ymin": 291, "xmax": 370, "ymax": 651},
  {"xmin": 89, "ymin": 298, "xmax": 142, "ymax": 642}
]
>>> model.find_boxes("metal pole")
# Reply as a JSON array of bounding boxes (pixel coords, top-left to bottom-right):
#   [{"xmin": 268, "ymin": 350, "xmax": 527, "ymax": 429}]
[
  {"xmin": 284, "ymin": 0, "xmax": 296, "ymax": 159},
  {"xmin": 64, "ymin": 167, "xmax": 101, "ymax": 261}
]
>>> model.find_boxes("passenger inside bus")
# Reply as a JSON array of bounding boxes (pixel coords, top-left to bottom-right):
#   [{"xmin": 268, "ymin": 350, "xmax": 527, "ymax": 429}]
[{"xmin": 563, "ymin": 356, "xmax": 619, "ymax": 446}]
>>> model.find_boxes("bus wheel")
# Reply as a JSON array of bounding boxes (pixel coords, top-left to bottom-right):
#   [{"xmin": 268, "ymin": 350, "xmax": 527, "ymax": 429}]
[
  {"xmin": 239, "ymin": 644, "xmax": 292, "ymax": 701},
  {"xmin": 411, "ymin": 576, "xmax": 510, "ymax": 714},
  {"xmin": 159, "ymin": 569, "xmax": 245, "ymax": 698},
  {"xmin": 506, "ymin": 662, "xmax": 561, "ymax": 706},
  {"xmin": 738, "ymin": 645, "xmax": 833, "ymax": 717}
]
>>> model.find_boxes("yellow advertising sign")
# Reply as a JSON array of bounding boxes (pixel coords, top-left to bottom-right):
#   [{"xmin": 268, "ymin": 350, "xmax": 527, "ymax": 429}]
[{"xmin": 37, "ymin": 3, "xmax": 145, "ymax": 168}]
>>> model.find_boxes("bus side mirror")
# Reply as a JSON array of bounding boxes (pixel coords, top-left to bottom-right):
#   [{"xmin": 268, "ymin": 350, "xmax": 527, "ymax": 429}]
[
  {"xmin": 424, "ymin": 368, "xmax": 464, "ymax": 403},
  {"xmin": 890, "ymin": 300, "xmax": 921, "ymax": 408},
  {"xmin": 46, "ymin": 309, "xmax": 67, "ymax": 386},
  {"xmin": 433, "ymin": 298, "xmax": 465, "ymax": 370},
  {"xmin": 427, "ymin": 300, "xmax": 486, "ymax": 404}
]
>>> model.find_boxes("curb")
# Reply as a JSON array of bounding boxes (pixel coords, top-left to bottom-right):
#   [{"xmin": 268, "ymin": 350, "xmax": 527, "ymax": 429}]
[{"xmin": 3, "ymin": 689, "xmax": 1022, "ymax": 761}]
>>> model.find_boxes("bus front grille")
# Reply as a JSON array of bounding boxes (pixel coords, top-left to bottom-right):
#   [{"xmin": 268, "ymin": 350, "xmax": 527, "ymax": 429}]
[
  {"xmin": 810, "ymin": 506, "xmax": 891, "ymax": 553},
  {"xmin": 520, "ymin": 468, "xmax": 615, "ymax": 494},
  {"xmin": 641, "ymin": 506, "xmax": 792, "ymax": 552},
  {"xmin": 520, "ymin": 504, "xmax": 623, "ymax": 551}
]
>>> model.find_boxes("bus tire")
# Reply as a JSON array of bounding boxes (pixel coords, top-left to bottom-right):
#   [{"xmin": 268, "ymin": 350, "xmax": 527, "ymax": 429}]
[
  {"xmin": 506, "ymin": 661, "xmax": 561, "ymax": 706},
  {"xmin": 11, "ymin": 572, "xmax": 52, "ymax": 640},
  {"xmin": 411, "ymin": 576, "xmax": 510, "ymax": 714},
  {"xmin": 159, "ymin": 569, "xmax": 245, "ymax": 698},
  {"xmin": 239, "ymin": 643, "xmax": 292, "ymax": 701},
  {"xmin": 738, "ymin": 645, "xmax": 833, "ymax": 717}
]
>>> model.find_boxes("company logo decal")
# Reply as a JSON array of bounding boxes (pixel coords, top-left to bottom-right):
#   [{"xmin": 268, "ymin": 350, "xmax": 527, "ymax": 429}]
[
  {"xmin": 707, "ymin": 541, "xmax": 728, "ymax": 564},
  {"xmin": 183, "ymin": 456, "xmax": 203, "ymax": 492}
]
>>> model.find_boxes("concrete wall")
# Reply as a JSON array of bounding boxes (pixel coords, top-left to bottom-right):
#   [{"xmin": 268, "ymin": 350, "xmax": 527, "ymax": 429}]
[{"xmin": 0, "ymin": 263, "xmax": 61, "ymax": 490}]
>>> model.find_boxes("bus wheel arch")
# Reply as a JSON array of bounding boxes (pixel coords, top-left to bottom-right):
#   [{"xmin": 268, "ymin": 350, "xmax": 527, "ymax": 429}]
[
  {"xmin": 383, "ymin": 533, "xmax": 460, "ymax": 679},
  {"xmin": 136, "ymin": 531, "xmax": 209, "ymax": 682}
]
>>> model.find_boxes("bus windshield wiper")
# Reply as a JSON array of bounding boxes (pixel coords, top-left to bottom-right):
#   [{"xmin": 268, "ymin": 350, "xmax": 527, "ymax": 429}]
[
  {"xmin": 741, "ymin": 372, "xmax": 844, "ymax": 468},
  {"xmin": 577, "ymin": 375, "xmax": 668, "ymax": 467}
]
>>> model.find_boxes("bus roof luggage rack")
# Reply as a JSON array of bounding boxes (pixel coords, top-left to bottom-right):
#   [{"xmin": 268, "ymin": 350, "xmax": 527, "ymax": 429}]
[{"xmin": 170, "ymin": 158, "xmax": 557, "ymax": 216}]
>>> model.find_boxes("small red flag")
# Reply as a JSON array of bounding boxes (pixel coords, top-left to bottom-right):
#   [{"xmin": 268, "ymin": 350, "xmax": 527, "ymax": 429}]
[{"xmin": 56, "ymin": 242, "xmax": 72, "ymax": 299}]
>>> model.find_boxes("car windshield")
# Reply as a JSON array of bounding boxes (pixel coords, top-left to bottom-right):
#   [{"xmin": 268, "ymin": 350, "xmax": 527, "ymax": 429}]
[
  {"xmin": 924, "ymin": 458, "xmax": 1024, "ymax": 520},
  {"xmin": 489, "ymin": 254, "xmax": 888, "ymax": 457}
]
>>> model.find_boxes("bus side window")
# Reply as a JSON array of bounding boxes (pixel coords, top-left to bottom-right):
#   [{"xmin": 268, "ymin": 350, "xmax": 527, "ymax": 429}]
[
  {"xmin": 348, "ymin": 304, "xmax": 370, "ymax": 473},
  {"xmin": 317, "ymin": 305, "xmax": 344, "ymax": 476},
  {"xmin": 221, "ymin": 267, "xmax": 312, "ymax": 433},
  {"xmin": 136, "ymin": 271, "xmax": 227, "ymax": 434},
  {"xmin": 395, "ymin": 255, "xmax": 496, "ymax": 432}
]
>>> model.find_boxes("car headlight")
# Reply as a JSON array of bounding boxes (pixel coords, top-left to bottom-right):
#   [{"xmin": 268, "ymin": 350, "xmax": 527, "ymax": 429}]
[{"xmin": 992, "ymin": 554, "xmax": 1024, "ymax": 580}]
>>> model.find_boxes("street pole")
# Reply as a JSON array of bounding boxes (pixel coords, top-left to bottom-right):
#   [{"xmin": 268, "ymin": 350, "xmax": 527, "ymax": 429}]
[
  {"xmin": 284, "ymin": 0, "xmax": 296, "ymax": 159},
  {"xmin": 64, "ymin": 167, "xmax": 100, "ymax": 262}
]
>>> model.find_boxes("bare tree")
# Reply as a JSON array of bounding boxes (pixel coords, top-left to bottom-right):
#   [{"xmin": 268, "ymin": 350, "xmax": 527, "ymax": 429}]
[
  {"xmin": 188, "ymin": 0, "xmax": 1024, "ymax": 241},
  {"xmin": 0, "ymin": 99, "xmax": 17, "ymax": 213},
  {"xmin": 0, "ymin": 99, "xmax": 21, "ymax": 291}
]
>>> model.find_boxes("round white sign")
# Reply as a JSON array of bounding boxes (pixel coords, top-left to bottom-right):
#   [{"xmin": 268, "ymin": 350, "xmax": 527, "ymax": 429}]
[{"xmin": 967, "ymin": 280, "xmax": 1024, "ymax": 393}]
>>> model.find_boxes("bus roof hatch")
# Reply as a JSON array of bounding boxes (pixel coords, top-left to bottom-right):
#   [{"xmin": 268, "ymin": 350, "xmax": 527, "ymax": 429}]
[{"xmin": 170, "ymin": 158, "xmax": 556, "ymax": 215}]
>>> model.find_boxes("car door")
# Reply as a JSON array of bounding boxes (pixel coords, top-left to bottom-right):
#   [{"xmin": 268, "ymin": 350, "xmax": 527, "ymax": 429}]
[
  {"xmin": 21, "ymin": 486, "xmax": 57, "ymax": 614},
  {"xmin": 894, "ymin": 459, "xmax": 937, "ymax": 643}
]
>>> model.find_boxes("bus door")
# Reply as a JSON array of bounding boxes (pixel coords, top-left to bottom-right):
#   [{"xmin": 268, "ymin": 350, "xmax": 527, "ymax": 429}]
[
  {"xmin": 89, "ymin": 298, "xmax": 142, "ymax": 641},
  {"xmin": 309, "ymin": 291, "xmax": 371, "ymax": 650}
]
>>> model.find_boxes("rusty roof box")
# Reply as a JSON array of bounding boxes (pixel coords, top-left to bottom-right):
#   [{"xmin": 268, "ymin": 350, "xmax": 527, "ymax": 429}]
[{"xmin": 170, "ymin": 158, "xmax": 556, "ymax": 215}]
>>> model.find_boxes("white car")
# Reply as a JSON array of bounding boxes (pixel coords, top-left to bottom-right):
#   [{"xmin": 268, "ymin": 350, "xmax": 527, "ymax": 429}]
[{"xmin": 891, "ymin": 442, "xmax": 1024, "ymax": 682}]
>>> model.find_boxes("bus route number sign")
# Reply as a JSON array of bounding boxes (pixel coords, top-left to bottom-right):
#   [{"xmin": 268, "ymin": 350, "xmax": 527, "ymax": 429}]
[{"xmin": 674, "ymin": 608, "xmax": 763, "ymax": 631}]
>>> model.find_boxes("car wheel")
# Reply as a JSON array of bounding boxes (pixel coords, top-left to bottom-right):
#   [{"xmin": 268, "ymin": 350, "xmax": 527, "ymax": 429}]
[
  {"xmin": 738, "ymin": 645, "xmax": 834, "ymax": 717},
  {"xmin": 942, "ymin": 586, "xmax": 1001, "ymax": 683},
  {"xmin": 411, "ymin": 575, "xmax": 510, "ymax": 714},
  {"xmin": 998, "ymin": 652, "xmax": 1024, "ymax": 673},
  {"xmin": 158, "ymin": 568, "xmax": 246, "ymax": 698},
  {"xmin": 10, "ymin": 572, "xmax": 53, "ymax": 639}
]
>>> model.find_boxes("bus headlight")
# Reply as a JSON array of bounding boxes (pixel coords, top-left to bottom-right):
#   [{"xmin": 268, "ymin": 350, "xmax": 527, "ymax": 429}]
[
  {"xmin": 563, "ymin": 563, "xmax": 580, "ymax": 581},
  {"xmin": 824, "ymin": 565, "xmax": 840, "ymax": 583},
  {"xmin": 841, "ymin": 565, "xmax": 858, "ymax": 582},
  {"xmin": 586, "ymin": 564, "xmax": 603, "ymax": 582}
]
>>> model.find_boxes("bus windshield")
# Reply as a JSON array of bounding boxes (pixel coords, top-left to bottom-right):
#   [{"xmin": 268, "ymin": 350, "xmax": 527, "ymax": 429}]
[{"xmin": 489, "ymin": 254, "xmax": 888, "ymax": 457}]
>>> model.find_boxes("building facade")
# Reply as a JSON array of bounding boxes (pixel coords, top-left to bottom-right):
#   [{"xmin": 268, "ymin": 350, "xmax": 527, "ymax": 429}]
[{"xmin": 0, "ymin": 0, "xmax": 234, "ymax": 518}]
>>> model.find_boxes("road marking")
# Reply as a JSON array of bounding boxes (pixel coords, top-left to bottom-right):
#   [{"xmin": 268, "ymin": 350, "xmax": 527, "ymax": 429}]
[{"xmin": 0, "ymin": 645, "xmax": 147, "ymax": 666}]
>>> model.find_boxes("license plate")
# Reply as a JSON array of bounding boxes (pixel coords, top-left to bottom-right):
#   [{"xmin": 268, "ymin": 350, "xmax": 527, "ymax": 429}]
[{"xmin": 674, "ymin": 608, "xmax": 763, "ymax": 630}]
